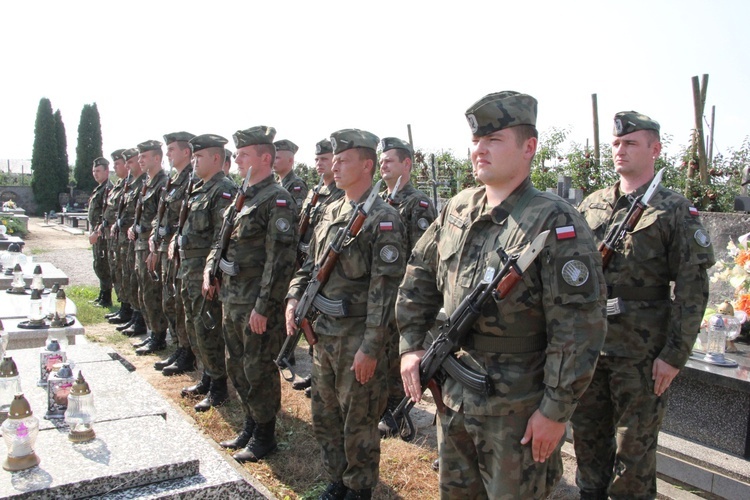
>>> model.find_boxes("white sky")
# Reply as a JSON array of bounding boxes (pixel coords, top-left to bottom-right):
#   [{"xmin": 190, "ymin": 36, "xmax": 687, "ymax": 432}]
[{"xmin": 1, "ymin": 0, "xmax": 748, "ymax": 170}]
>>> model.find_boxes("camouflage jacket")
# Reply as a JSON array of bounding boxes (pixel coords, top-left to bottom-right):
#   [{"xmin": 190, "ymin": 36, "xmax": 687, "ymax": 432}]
[
  {"xmin": 88, "ymin": 179, "xmax": 112, "ymax": 229},
  {"xmin": 208, "ymin": 174, "xmax": 298, "ymax": 312},
  {"xmin": 134, "ymin": 169, "xmax": 168, "ymax": 251},
  {"xmin": 381, "ymin": 182, "xmax": 437, "ymax": 251},
  {"xmin": 102, "ymin": 177, "xmax": 124, "ymax": 231},
  {"xmin": 579, "ymin": 181, "xmax": 715, "ymax": 368},
  {"xmin": 118, "ymin": 173, "xmax": 146, "ymax": 243},
  {"xmin": 288, "ymin": 188, "xmax": 406, "ymax": 358},
  {"xmin": 280, "ymin": 170, "xmax": 308, "ymax": 214},
  {"xmin": 152, "ymin": 166, "xmax": 193, "ymax": 252},
  {"xmin": 396, "ymin": 178, "xmax": 607, "ymax": 422},
  {"xmin": 177, "ymin": 171, "xmax": 236, "ymax": 280},
  {"xmin": 299, "ymin": 180, "xmax": 345, "ymax": 246}
]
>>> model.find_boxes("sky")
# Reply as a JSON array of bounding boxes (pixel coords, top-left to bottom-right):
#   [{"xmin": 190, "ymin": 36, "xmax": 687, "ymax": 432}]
[{"xmin": 1, "ymin": 0, "xmax": 748, "ymax": 171}]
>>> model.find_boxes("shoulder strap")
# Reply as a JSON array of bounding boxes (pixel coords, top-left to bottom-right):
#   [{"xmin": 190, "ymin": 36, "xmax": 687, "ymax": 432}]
[{"xmin": 498, "ymin": 185, "xmax": 540, "ymax": 251}]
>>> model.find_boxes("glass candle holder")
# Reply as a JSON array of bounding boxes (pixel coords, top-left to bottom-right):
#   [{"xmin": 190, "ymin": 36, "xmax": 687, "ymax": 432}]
[
  {"xmin": 65, "ymin": 371, "xmax": 96, "ymax": 442},
  {"xmin": 46, "ymin": 363, "xmax": 75, "ymax": 420},
  {"xmin": 0, "ymin": 356, "xmax": 22, "ymax": 421},
  {"xmin": 1, "ymin": 394, "xmax": 40, "ymax": 471},
  {"xmin": 30, "ymin": 265, "xmax": 44, "ymax": 292}
]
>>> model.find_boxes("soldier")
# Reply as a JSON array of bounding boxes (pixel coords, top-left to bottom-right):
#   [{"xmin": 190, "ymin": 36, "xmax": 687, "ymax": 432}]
[
  {"xmin": 274, "ymin": 139, "xmax": 308, "ymax": 212},
  {"xmin": 87, "ymin": 157, "xmax": 113, "ymax": 307},
  {"xmin": 397, "ymin": 91, "xmax": 607, "ymax": 499},
  {"xmin": 111, "ymin": 148, "xmax": 147, "ymax": 335},
  {"xmin": 286, "ymin": 129, "xmax": 406, "ymax": 500},
  {"xmin": 104, "ymin": 150, "xmax": 130, "ymax": 321},
  {"xmin": 211, "ymin": 126, "xmax": 298, "ymax": 463},
  {"xmin": 176, "ymin": 134, "xmax": 237, "ymax": 412},
  {"xmin": 128, "ymin": 140, "xmax": 169, "ymax": 354},
  {"xmin": 223, "ymin": 148, "xmax": 234, "ymax": 177},
  {"xmin": 376, "ymin": 137, "xmax": 437, "ymax": 438},
  {"xmin": 570, "ymin": 112, "xmax": 715, "ymax": 500},
  {"xmin": 152, "ymin": 132, "xmax": 197, "ymax": 375},
  {"xmin": 291, "ymin": 138, "xmax": 345, "ymax": 396}
]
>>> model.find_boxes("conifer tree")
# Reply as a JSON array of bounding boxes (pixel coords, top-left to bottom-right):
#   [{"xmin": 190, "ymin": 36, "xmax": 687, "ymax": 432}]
[
  {"xmin": 73, "ymin": 103, "xmax": 103, "ymax": 192},
  {"xmin": 30, "ymin": 97, "xmax": 61, "ymax": 213}
]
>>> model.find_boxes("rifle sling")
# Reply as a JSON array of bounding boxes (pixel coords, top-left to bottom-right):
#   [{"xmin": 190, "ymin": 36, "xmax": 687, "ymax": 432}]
[
  {"xmin": 179, "ymin": 248, "xmax": 211, "ymax": 259},
  {"xmin": 465, "ymin": 332, "xmax": 547, "ymax": 354}
]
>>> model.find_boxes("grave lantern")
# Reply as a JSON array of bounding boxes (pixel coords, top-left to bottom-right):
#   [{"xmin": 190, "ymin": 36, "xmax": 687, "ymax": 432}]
[
  {"xmin": 0, "ymin": 319, "xmax": 7, "ymax": 359},
  {"xmin": 704, "ymin": 314, "xmax": 739, "ymax": 367},
  {"xmin": 38, "ymin": 338, "xmax": 66, "ymax": 386},
  {"xmin": 27, "ymin": 288, "xmax": 44, "ymax": 325},
  {"xmin": 30, "ymin": 265, "xmax": 44, "ymax": 292},
  {"xmin": 0, "ymin": 356, "xmax": 22, "ymax": 422},
  {"xmin": 50, "ymin": 288, "xmax": 67, "ymax": 328},
  {"xmin": 46, "ymin": 283, "xmax": 60, "ymax": 319},
  {"xmin": 1, "ymin": 394, "xmax": 40, "ymax": 471},
  {"xmin": 11, "ymin": 263, "xmax": 25, "ymax": 291},
  {"xmin": 65, "ymin": 371, "xmax": 96, "ymax": 442},
  {"xmin": 46, "ymin": 363, "xmax": 75, "ymax": 419},
  {"xmin": 3, "ymin": 242, "xmax": 24, "ymax": 276}
]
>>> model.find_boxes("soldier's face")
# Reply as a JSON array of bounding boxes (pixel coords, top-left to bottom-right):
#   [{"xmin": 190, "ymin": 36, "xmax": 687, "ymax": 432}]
[
  {"xmin": 138, "ymin": 150, "xmax": 161, "ymax": 173},
  {"xmin": 126, "ymin": 157, "xmax": 141, "ymax": 175},
  {"xmin": 332, "ymin": 149, "xmax": 369, "ymax": 191},
  {"xmin": 612, "ymin": 130, "xmax": 661, "ymax": 178},
  {"xmin": 166, "ymin": 143, "xmax": 190, "ymax": 169},
  {"xmin": 193, "ymin": 150, "xmax": 220, "ymax": 180},
  {"xmin": 114, "ymin": 159, "xmax": 127, "ymax": 178},
  {"xmin": 315, "ymin": 153, "xmax": 333, "ymax": 176},
  {"xmin": 92, "ymin": 166, "xmax": 108, "ymax": 183},
  {"xmin": 379, "ymin": 150, "xmax": 410, "ymax": 184},
  {"xmin": 273, "ymin": 151, "xmax": 294, "ymax": 176},
  {"xmin": 235, "ymin": 146, "xmax": 258, "ymax": 178},
  {"xmin": 470, "ymin": 129, "xmax": 536, "ymax": 187}
]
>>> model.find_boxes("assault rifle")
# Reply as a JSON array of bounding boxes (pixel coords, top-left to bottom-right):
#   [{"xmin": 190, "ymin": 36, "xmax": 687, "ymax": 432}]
[
  {"xmin": 276, "ymin": 180, "xmax": 383, "ymax": 381},
  {"xmin": 97, "ymin": 180, "xmax": 112, "ymax": 236},
  {"xmin": 168, "ymin": 167, "xmax": 197, "ymax": 298},
  {"xmin": 131, "ymin": 181, "xmax": 148, "ymax": 240},
  {"xmin": 149, "ymin": 176, "xmax": 173, "ymax": 281},
  {"xmin": 386, "ymin": 230, "xmax": 550, "ymax": 441},
  {"xmin": 599, "ymin": 168, "xmax": 663, "ymax": 270},
  {"xmin": 199, "ymin": 166, "xmax": 252, "ymax": 330},
  {"xmin": 385, "ymin": 175, "xmax": 403, "ymax": 206},
  {"xmin": 112, "ymin": 172, "xmax": 132, "ymax": 240},
  {"xmin": 297, "ymin": 177, "xmax": 324, "ymax": 266}
]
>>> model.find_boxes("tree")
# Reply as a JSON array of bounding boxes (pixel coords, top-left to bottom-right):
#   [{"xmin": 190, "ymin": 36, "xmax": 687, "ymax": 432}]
[
  {"xmin": 73, "ymin": 103, "xmax": 103, "ymax": 192},
  {"xmin": 53, "ymin": 109, "xmax": 70, "ymax": 192},
  {"xmin": 31, "ymin": 97, "xmax": 61, "ymax": 214}
]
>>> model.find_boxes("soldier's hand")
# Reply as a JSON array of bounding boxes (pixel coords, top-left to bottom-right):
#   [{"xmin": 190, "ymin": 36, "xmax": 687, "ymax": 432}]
[
  {"xmin": 88, "ymin": 232, "xmax": 98, "ymax": 245},
  {"xmin": 148, "ymin": 239, "xmax": 156, "ymax": 254},
  {"xmin": 351, "ymin": 349, "xmax": 376, "ymax": 385},
  {"xmin": 285, "ymin": 299, "xmax": 299, "ymax": 336},
  {"xmin": 249, "ymin": 310, "xmax": 267, "ymax": 335},
  {"xmin": 127, "ymin": 227, "xmax": 136, "ymax": 241},
  {"xmin": 202, "ymin": 270, "xmax": 214, "ymax": 299},
  {"xmin": 168, "ymin": 239, "xmax": 175, "ymax": 260},
  {"xmin": 520, "ymin": 409, "xmax": 566, "ymax": 463},
  {"xmin": 400, "ymin": 350, "xmax": 425, "ymax": 402},
  {"xmin": 110, "ymin": 226, "xmax": 116, "ymax": 239},
  {"xmin": 652, "ymin": 358, "xmax": 679, "ymax": 396}
]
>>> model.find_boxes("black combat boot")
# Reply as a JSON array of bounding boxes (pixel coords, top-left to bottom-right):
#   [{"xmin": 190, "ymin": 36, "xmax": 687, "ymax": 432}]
[
  {"xmin": 154, "ymin": 347, "xmax": 183, "ymax": 371},
  {"xmin": 194, "ymin": 377, "xmax": 229, "ymax": 412},
  {"xmin": 115, "ymin": 312, "xmax": 136, "ymax": 331},
  {"xmin": 181, "ymin": 371, "xmax": 211, "ymax": 398},
  {"xmin": 98, "ymin": 289, "xmax": 113, "ymax": 307},
  {"xmin": 292, "ymin": 374, "xmax": 312, "ymax": 390},
  {"xmin": 122, "ymin": 311, "xmax": 147, "ymax": 336},
  {"xmin": 109, "ymin": 303, "xmax": 133, "ymax": 324},
  {"xmin": 162, "ymin": 347, "xmax": 196, "ymax": 376},
  {"xmin": 135, "ymin": 331, "xmax": 167, "ymax": 355},
  {"xmin": 89, "ymin": 290, "xmax": 103, "ymax": 304},
  {"xmin": 378, "ymin": 396, "xmax": 405, "ymax": 438},
  {"xmin": 233, "ymin": 418, "xmax": 277, "ymax": 462},
  {"xmin": 343, "ymin": 488, "xmax": 371, "ymax": 499},
  {"xmin": 320, "ymin": 481, "xmax": 348, "ymax": 500},
  {"xmin": 132, "ymin": 330, "xmax": 154, "ymax": 348},
  {"xmin": 219, "ymin": 416, "xmax": 256, "ymax": 449},
  {"xmin": 105, "ymin": 303, "xmax": 122, "ymax": 319}
]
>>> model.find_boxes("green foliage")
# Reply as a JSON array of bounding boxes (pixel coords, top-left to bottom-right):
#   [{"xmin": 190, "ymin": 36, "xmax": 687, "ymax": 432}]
[
  {"xmin": 0, "ymin": 216, "xmax": 27, "ymax": 237},
  {"xmin": 66, "ymin": 284, "xmax": 119, "ymax": 327},
  {"xmin": 413, "ymin": 149, "xmax": 474, "ymax": 202},
  {"xmin": 73, "ymin": 103, "xmax": 103, "ymax": 193},
  {"xmin": 31, "ymin": 97, "xmax": 63, "ymax": 214},
  {"xmin": 53, "ymin": 110, "xmax": 71, "ymax": 195},
  {"xmin": 294, "ymin": 162, "xmax": 317, "ymax": 187},
  {"xmin": 0, "ymin": 173, "xmax": 30, "ymax": 186}
]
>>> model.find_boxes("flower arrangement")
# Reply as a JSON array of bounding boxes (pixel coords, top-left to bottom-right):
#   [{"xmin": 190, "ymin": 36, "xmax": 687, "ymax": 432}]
[
  {"xmin": 2, "ymin": 200, "xmax": 17, "ymax": 210},
  {"xmin": 710, "ymin": 232, "xmax": 750, "ymax": 316},
  {"xmin": 0, "ymin": 217, "xmax": 27, "ymax": 237}
]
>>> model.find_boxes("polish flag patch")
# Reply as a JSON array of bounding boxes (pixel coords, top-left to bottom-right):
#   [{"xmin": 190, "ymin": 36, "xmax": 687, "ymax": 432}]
[
  {"xmin": 555, "ymin": 225, "xmax": 576, "ymax": 240},
  {"xmin": 689, "ymin": 206, "xmax": 699, "ymax": 216},
  {"xmin": 293, "ymin": 186, "xmax": 302, "ymax": 192},
  {"xmin": 276, "ymin": 199, "xmax": 288, "ymax": 207},
  {"xmin": 419, "ymin": 200, "xmax": 430, "ymax": 208},
  {"xmin": 380, "ymin": 221, "xmax": 394, "ymax": 231},
  {"xmin": 221, "ymin": 192, "xmax": 232, "ymax": 200}
]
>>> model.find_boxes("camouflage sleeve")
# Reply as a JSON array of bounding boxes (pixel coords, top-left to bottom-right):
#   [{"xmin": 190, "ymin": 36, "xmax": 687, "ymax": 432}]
[
  {"xmin": 255, "ymin": 198, "xmax": 298, "ymax": 316},
  {"xmin": 395, "ymin": 221, "xmax": 442, "ymax": 355},
  {"xmin": 361, "ymin": 213, "xmax": 407, "ymax": 358},
  {"xmin": 538, "ymin": 210, "xmax": 607, "ymax": 423},
  {"xmin": 209, "ymin": 187, "xmax": 236, "ymax": 251},
  {"xmin": 661, "ymin": 204, "xmax": 715, "ymax": 368},
  {"xmin": 205, "ymin": 203, "xmax": 234, "ymax": 275},
  {"xmin": 406, "ymin": 198, "xmax": 438, "ymax": 251},
  {"xmin": 287, "ymin": 231, "xmax": 316, "ymax": 300}
]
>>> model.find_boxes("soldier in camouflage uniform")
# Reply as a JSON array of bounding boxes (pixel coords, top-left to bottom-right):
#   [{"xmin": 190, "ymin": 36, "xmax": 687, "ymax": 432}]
[
  {"xmin": 151, "ymin": 132, "xmax": 197, "ymax": 375},
  {"xmin": 570, "ymin": 112, "xmax": 715, "ymax": 500},
  {"xmin": 274, "ymin": 139, "xmax": 308, "ymax": 213},
  {"xmin": 376, "ymin": 136, "xmax": 438, "ymax": 438},
  {"xmin": 177, "ymin": 134, "xmax": 237, "ymax": 412},
  {"xmin": 397, "ymin": 91, "xmax": 607, "ymax": 499},
  {"xmin": 87, "ymin": 157, "xmax": 113, "ymax": 307},
  {"xmin": 223, "ymin": 148, "xmax": 234, "ymax": 178},
  {"xmin": 291, "ymin": 138, "xmax": 346, "ymax": 395},
  {"xmin": 286, "ymin": 129, "xmax": 406, "ymax": 500},
  {"xmin": 210, "ymin": 126, "xmax": 298, "ymax": 463},
  {"xmin": 104, "ymin": 150, "xmax": 130, "ymax": 321},
  {"xmin": 112, "ymin": 148, "xmax": 147, "ymax": 334},
  {"xmin": 128, "ymin": 140, "xmax": 169, "ymax": 355}
]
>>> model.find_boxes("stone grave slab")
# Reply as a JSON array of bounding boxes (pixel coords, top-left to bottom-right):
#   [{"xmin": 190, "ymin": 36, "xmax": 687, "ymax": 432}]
[
  {"xmin": 0, "ymin": 262, "xmax": 69, "ymax": 289},
  {"xmin": 0, "ymin": 291, "xmax": 77, "ymax": 319},
  {"xmin": 3, "ymin": 318, "xmax": 81, "ymax": 350},
  {"xmin": 0, "ymin": 236, "xmax": 24, "ymax": 251}
]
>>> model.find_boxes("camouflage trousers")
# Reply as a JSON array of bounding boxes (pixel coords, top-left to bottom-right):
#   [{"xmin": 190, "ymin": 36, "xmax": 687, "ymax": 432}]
[
  {"xmin": 384, "ymin": 324, "xmax": 405, "ymax": 399},
  {"xmin": 116, "ymin": 237, "xmax": 134, "ymax": 305},
  {"xmin": 570, "ymin": 356, "xmax": 665, "ymax": 500},
  {"xmin": 181, "ymin": 278, "xmax": 226, "ymax": 380},
  {"xmin": 312, "ymin": 334, "xmax": 387, "ymax": 491},
  {"xmin": 160, "ymin": 252, "xmax": 187, "ymax": 347},
  {"xmin": 223, "ymin": 303, "xmax": 282, "ymax": 424},
  {"xmin": 125, "ymin": 240, "xmax": 141, "ymax": 311},
  {"xmin": 92, "ymin": 236, "xmax": 111, "ymax": 290},
  {"xmin": 135, "ymin": 248, "xmax": 167, "ymax": 333},
  {"xmin": 107, "ymin": 236, "xmax": 122, "ymax": 299},
  {"xmin": 437, "ymin": 406, "xmax": 562, "ymax": 499}
]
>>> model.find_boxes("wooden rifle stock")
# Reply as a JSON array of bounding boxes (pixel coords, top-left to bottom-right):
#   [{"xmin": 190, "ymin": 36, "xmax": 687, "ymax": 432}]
[{"xmin": 598, "ymin": 197, "xmax": 646, "ymax": 270}]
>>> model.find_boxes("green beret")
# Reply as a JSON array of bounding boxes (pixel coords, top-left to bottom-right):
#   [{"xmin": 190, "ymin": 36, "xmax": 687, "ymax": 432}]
[
  {"xmin": 233, "ymin": 126, "xmax": 276, "ymax": 149},
  {"xmin": 274, "ymin": 139, "xmax": 298, "ymax": 154},
  {"xmin": 137, "ymin": 140, "xmax": 163, "ymax": 153},
  {"xmin": 379, "ymin": 137, "xmax": 413, "ymax": 155},
  {"xmin": 122, "ymin": 148, "xmax": 139, "ymax": 161},
  {"xmin": 93, "ymin": 157, "xmax": 110, "ymax": 168},
  {"xmin": 330, "ymin": 129, "xmax": 379, "ymax": 154},
  {"xmin": 189, "ymin": 134, "xmax": 228, "ymax": 153},
  {"xmin": 110, "ymin": 149, "xmax": 126, "ymax": 162},
  {"xmin": 315, "ymin": 139, "xmax": 332, "ymax": 155},
  {"xmin": 163, "ymin": 131, "xmax": 196, "ymax": 145},
  {"xmin": 613, "ymin": 111, "xmax": 660, "ymax": 137},
  {"xmin": 224, "ymin": 149, "xmax": 233, "ymax": 162},
  {"xmin": 465, "ymin": 91, "xmax": 537, "ymax": 137}
]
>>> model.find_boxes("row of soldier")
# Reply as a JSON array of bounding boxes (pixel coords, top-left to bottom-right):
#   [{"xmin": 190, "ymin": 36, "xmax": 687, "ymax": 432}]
[{"xmin": 85, "ymin": 90, "xmax": 716, "ymax": 500}]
